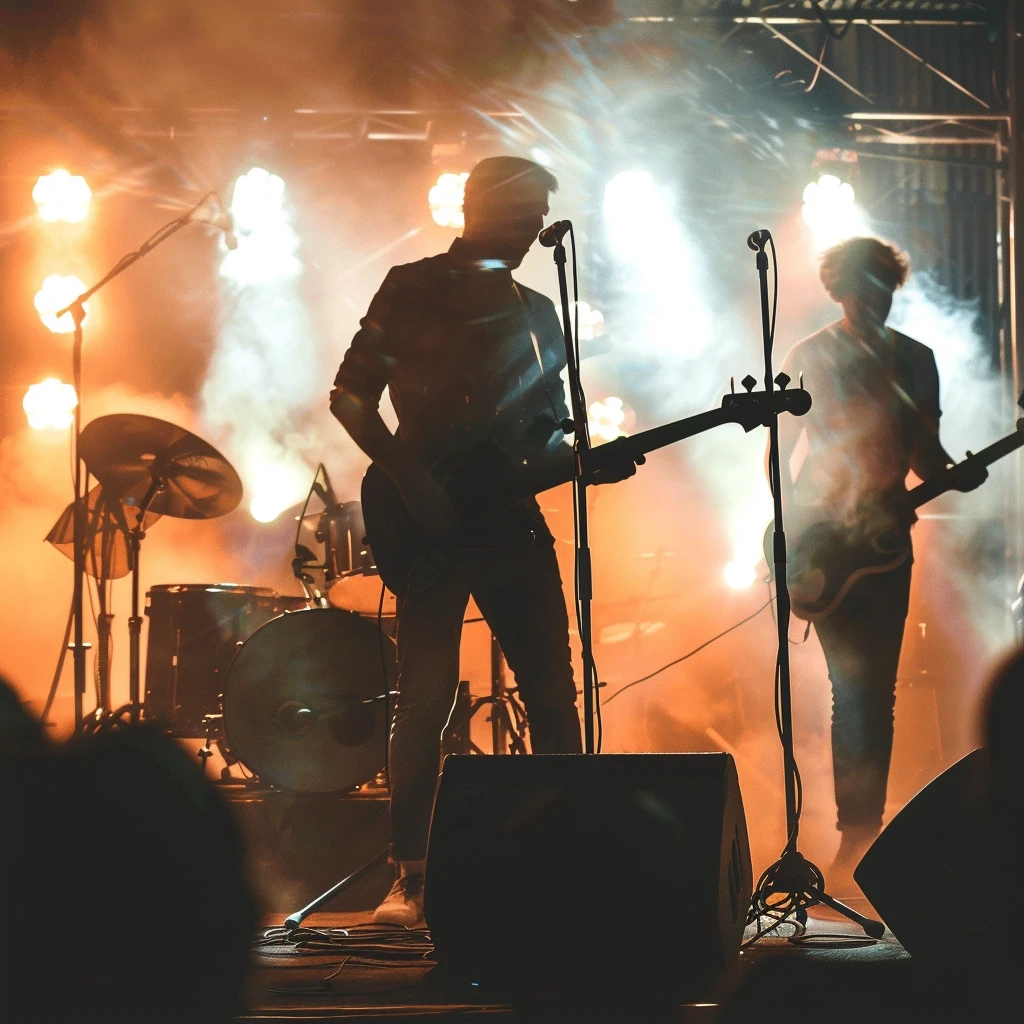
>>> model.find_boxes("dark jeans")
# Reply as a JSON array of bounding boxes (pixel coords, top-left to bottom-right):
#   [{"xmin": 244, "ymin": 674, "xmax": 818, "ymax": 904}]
[
  {"xmin": 388, "ymin": 539, "xmax": 581, "ymax": 862},
  {"xmin": 814, "ymin": 560, "xmax": 912, "ymax": 832}
]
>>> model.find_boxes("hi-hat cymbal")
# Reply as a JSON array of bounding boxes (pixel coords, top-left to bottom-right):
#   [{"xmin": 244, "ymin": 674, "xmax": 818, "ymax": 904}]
[
  {"xmin": 79, "ymin": 414, "xmax": 241, "ymax": 520},
  {"xmin": 45, "ymin": 485, "xmax": 162, "ymax": 580},
  {"xmin": 222, "ymin": 607, "xmax": 394, "ymax": 794}
]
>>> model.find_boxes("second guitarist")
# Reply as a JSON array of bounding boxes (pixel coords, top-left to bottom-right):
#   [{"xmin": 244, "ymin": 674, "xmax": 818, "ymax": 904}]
[{"xmin": 776, "ymin": 236, "xmax": 985, "ymax": 887}]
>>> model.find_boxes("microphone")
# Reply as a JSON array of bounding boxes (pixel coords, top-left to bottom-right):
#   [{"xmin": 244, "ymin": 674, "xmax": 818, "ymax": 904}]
[
  {"xmin": 747, "ymin": 228, "xmax": 771, "ymax": 252},
  {"xmin": 538, "ymin": 220, "xmax": 572, "ymax": 248}
]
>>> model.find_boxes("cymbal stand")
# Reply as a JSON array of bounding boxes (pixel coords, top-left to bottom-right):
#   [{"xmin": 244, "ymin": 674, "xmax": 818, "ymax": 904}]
[
  {"xmin": 69, "ymin": 303, "xmax": 87, "ymax": 729},
  {"xmin": 125, "ymin": 474, "xmax": 165, "ymax": 726},
  {"xmin": 745, "ymin": 229, "xmax": 883, "ymax": 941},
  {"xmin": 54, "ymin": 191, "xmax": 226, "ymax": 732}
]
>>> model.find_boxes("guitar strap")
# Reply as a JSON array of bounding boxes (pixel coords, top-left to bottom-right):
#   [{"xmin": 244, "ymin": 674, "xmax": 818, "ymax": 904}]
[{"xmin": 512, "ymin": 280, "xmax": 566, "ymax": 438}]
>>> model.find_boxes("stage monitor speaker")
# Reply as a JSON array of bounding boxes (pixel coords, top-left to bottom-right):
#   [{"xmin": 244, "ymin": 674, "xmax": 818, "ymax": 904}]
[
  {"xmin": 424, "ymin": 753, "xmax": 752, "ymax": 1003},
  {"xmin": 855, "ymin": 749, "xmax": 1005, "ymax": 958}
]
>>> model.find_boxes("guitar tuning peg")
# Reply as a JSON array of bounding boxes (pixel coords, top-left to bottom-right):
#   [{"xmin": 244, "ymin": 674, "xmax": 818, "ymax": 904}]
[
  {"xmin": 798, "ymin": 371, "xmax": 805, "ymax": 390},
  {"xmin": 1017, "ymin": 390, "xmax": 1024, "ymax": 412},
  {"xmin": 741, "ymin": 374, "xmax": 757, "ymax": 393},
  {"xmin": 730, "ymin": 376, "xmax": 735, "ymax": 394},
  {"xmin": 774, "ymin": 371, "xmax": 791, "ymax": 390}
]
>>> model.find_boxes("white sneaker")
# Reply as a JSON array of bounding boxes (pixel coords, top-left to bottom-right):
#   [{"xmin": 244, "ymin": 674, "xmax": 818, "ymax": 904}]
[{"xmin": 372, "ymin": 874, "xmax": 425, "ymax": 927}]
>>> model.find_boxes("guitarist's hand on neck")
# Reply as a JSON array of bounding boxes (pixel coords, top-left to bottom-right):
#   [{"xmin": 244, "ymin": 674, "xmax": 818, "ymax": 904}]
[{"xmin": 950, "ymin": 456, "xmax": 989, "ymax": 493}]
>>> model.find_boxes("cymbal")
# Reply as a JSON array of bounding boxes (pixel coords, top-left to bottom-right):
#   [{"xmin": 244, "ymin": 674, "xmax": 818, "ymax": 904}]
[
  {"xmin": 46, "ymin": 485, "xmax": 162, "ymax": 580},
  {"xmin": 79, "ymin": 414, "xmax": 241, "ymax": 520},
  {"xmin": 222, "ymin": 607, "xmax": 394, "ymax": 793}
]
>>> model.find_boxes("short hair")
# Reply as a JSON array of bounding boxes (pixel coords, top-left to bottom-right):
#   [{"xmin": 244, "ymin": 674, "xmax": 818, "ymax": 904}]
[
  {"xmin": 463, "ymin": 156, "xmax": 558, "ymax": 211},
  {"xmin": 819, "ymin": 236, "xmax": 910, "ymax": 300}
]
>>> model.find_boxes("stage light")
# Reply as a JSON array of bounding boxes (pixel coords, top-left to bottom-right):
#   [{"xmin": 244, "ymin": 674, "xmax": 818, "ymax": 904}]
[
  {"xmin": 34, "ymin": 275, "xmax": 89, "ymax": 334},
  {"xmin": 221, "ymin": 167, "xmax": 301, "ymax": 285},
  {"xmin": 723, "ymin": 559, "xmax": 757, "ymax": 590},
  {"xmin": 602, "ymin": 169, "xmax": 714, "ymax": 363},
  {"xmin": 588, "ymin": 396, "xmax": 629, "ymax": 444},
  {"xmin": 529, "ymin": 147, "xmax": 554, "ymax": 167},
  {"xmin": 428, "ymin": 172, "xmax": 469, "ymax": 229},
  {"xmin": 801, "ymin": 174, "xmax": 866, "ymax": 251},
  {"xmin": 603, "ymin": 170, "xmax": 660, "ymax": 260},
  {"xmin": 575, "ymin": 301, "xmax": 605, "ymax": 342},
  {"xmin": 230, "ymin": 166, "xmax": 285, "ymax": 233},
  {"xmin": 23, "ymin": 378, "xmax": 78, "ymax": 430},
  {"xmin": 246, "ymin": 456, "xmax": 311, "ymax": 524},
  {"xmin": 33, "ymin": 170, "xmax": 91, "ymax": 223}
]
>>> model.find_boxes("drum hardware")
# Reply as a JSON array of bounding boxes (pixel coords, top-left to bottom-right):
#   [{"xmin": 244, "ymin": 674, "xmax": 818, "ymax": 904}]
[
  {"xmin": 442, "ymin": 634, "xmax": 529, "ymax": 757},
  {"xmin": 197, "ymin": 713, "xmax": 221, "ymax": 778},
  {"xmin": 44, "ymin": 485, "xmax": 164, "ymax": 717},
  {"xmin": 292, "ymin": 464, "xmax": 396, "ymax": 617},
  {"xmin": 42, "ymin": 414, "xmax": 243, "ymax": 732}
]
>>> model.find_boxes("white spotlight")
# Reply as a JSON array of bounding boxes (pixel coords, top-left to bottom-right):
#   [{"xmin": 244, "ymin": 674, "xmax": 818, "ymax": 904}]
[
  {"xmin": 246, "ymin": 457, "xmax": 311, "ymax": 524},
  {"xmin": 801, "ymin": 174, "xmax": 867, "ymax": 251},
  {"xmin": 33, "ymin": 170, "xmax": 91, "ymax": 223},
  {"xmin": 588, "ymin": 396, "xmax": 629, "ymax": 444},
  {"xmin": 428, "ymin": 172, "xmax": 469, "ymax": 229},
  {"xmin": 220, "ymin": 167, "xmax": 301, "ymax": 285},
  {"xmin": 34, "ymin": 275, "xmax": 88, "ymax": 334},
  {"xmin": 575, "ymin": 301, "xmax": 605, "ymax": 342},
  {"xmin": 23, "ymin": 378, "xmax": 78, "ymax": 430},
  {"xmin": 723, "ymin": 559, "xmax": 757, "ymax": 590}
]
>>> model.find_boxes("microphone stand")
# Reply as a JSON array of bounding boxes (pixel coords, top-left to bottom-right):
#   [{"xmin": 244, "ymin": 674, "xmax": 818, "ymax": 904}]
[
  {"xmin": 550, "ymin": 231, "xmax": 598, "ymax": 753},
  {"xmin": 56, "ymin": 193, "xmax": 224, "ymax": 732},
  {"xmin": 746, "ymin": 230, "xmax": 883, "ymax": 939}
]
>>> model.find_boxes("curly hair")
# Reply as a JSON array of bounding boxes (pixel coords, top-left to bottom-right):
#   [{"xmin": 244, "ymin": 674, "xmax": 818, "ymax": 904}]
[{"xmin": 819, "ymin": 236, "xmax": 910, "ymax": 301}]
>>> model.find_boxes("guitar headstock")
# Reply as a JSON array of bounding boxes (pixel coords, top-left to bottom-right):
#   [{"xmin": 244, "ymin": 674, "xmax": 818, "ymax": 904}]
[{"xmin": 721, "ymin": 375, "xmax": 812, "ymax": 432}]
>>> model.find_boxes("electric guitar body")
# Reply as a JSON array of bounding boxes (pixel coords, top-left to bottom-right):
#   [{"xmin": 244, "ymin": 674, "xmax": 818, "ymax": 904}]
[
  {"xmin": 363, "ymin": 386, "xmax": 813, "ymax": 597},
  {"xmin": 768, "ymin": 417, "xmax": 1024, "ymax": 622}
]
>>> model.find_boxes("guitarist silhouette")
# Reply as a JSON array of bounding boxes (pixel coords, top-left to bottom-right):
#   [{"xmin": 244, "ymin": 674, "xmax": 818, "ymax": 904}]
[
  {"xmin": 329, "ymin": 158, "xmax": 638, "ymax": 927},
  {"xmin": 774, "ymin": 236, "xmax": 986, "ymax": 889}
]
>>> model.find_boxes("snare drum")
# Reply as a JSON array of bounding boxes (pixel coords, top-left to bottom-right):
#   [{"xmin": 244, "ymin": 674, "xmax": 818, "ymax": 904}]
[
  {"xmin": 143, "ymin": 583, "xmax": 308, "ymax": 736},
  {"xmin": 321, "ymin": 500, "xmax": 398, "ymax": 618}
]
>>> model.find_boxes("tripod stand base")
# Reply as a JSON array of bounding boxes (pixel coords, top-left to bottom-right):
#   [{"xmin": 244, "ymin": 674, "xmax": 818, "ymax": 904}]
[
  {"xmin": 806, "ymin": 885, "xmax": 886, "ymax": 939},
  {"xmin": 749, "ymin": 850, "xmax": 884, "ymax": 940}
]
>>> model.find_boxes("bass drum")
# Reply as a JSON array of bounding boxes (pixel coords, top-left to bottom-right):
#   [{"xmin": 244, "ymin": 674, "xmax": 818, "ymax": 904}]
[{"xmin": 222, "ymin": 608, "xmax": 395, "ymax": 793}]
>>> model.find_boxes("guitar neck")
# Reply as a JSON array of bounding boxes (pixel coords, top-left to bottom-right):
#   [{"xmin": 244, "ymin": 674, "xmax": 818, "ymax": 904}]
[
  {"xmin": 514, "ymin": 407, "xmax": 739, "ymax": 501},
  {"xmin": 909, "ymin": 420, "xmax": 1024, "ymax": 510},
  {"xmin": 590, "ymin": 407, "xmax": 737, "ymax": 474}
]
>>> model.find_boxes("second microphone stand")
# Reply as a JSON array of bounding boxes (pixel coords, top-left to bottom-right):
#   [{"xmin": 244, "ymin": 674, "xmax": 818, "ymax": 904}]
[
  {"xmin": 746, "ymin": 230, "xmax": 883, "ymax": 940},
  {"xmin": 550, "ymin": 230, "xmax": 599, "ymax": 753}
]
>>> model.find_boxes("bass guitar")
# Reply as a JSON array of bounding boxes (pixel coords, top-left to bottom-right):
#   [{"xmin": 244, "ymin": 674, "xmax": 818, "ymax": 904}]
[
  {"xmin": 363, "ymin": 383, "xmax": 812, "ymax": 596},
  {"xmin": 767, "ymin": 417, "xmax": 1024, "ymax": 622}
]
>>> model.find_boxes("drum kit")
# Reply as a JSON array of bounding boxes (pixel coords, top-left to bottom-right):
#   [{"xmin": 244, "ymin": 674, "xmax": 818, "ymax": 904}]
[{"xmin": 50, "ymin": 413, "xmax": 396, "ymax": 795}]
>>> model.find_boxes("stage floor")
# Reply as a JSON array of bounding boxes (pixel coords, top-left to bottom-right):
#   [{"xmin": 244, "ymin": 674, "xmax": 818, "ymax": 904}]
[{"xmin": 240, "ymin": 898, "xmax": 910, "ymax": 1023}]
